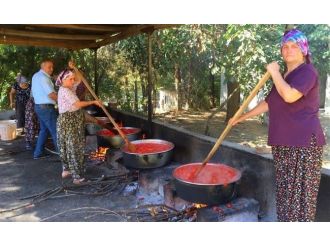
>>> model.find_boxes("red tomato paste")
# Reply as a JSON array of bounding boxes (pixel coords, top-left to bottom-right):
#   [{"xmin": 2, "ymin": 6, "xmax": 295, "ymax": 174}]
[
  {"xmin": 123, "ymin": 142, "xmax": 173, "ymax": 154},
  {"xmin": 98, "ymin": 128, "xmax": 138, "ymax": 136},
  {"xmin": 173, "ymin": 163, "xmax": 241, "ymax": 185}
]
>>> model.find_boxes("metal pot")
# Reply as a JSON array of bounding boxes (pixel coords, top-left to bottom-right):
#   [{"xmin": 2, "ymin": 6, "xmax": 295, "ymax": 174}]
[
  {"xmin": 85, "ymin": 105, "xmax": 104, "ymax": 117},
  {"xmin": 85, "ymin": 117, "xmax": 113, "ymax": 135},
  {"xmin": 86, "ymin": 123, "xmax": 102, "ymax": 135},
  {"xmin": 121, "ymin": 139, "xmax": 174, "ymax": 169},
  {"xmin": 173, "ymin": 163, "xmax": 241, "ymax": 205},
  {"xmin": 96, "ymin": 127, "xmax": 141, "ymax": 148}
]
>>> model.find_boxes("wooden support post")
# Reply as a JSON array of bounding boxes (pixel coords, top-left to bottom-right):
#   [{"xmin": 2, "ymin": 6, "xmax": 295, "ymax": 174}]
[
  {"xmin": 147, "ymin": 31, "xmax": 153, "ymax": 137},
  {"xmin": 93, "ymin": 48, "xmax": 99, "ymax": 96}
]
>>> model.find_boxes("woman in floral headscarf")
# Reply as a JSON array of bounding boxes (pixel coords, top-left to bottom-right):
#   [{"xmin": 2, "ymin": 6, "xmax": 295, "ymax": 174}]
[
  {"xmin": 230, "ymin": 29, "xmax": 326, "ymax": 221},
  {"xmin": 56, "ymin": 67, "xmax": 102, "ymax": 184},
  {"xmin": 9, "ymin": 74, "xmax": 31, "ymax": 130}
]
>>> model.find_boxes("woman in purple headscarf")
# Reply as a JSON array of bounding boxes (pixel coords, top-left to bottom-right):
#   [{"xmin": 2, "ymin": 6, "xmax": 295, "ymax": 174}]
[{"xmin": 230, "ymin": 29, "xmax": 326, "ymax": 221}]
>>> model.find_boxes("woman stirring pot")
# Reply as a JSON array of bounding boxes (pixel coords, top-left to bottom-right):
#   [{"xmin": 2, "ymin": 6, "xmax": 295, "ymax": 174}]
[
  {"xmin": 56, "ymin": 64, "xmax": 102, "ymax": 184},
  {"xmin": 230, "ymin": 29, "xmax": 326, "ymax": 221}
]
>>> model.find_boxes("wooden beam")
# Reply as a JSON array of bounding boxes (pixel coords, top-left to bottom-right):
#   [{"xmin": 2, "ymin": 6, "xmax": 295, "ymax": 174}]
[
  {"xmin": 0, "ymin": 24, "xmax": 179, "ymax": 50},
  {"xmin": 0, "ymin": 28, "xmax": 104, "ymax": 40},
  {"xmin": 28, "ymin": 24, "xmax": 127, "ymax": 32},
  {"xmin": 88, "ymin": 24, "xmax": 178, "ymax": 48},
  {"xmin": 0, "ymin": 36, "xmax": 89, "ymax": 50},
  {"xmin": 88, "ymin": 24, "xmax": 144, "ymax": 48}
]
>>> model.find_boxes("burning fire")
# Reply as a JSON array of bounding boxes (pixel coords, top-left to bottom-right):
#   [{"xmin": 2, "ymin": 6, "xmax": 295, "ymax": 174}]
[
  {"xmin": 89, "ymin": 147, "xmax": 109, "ymax": 162},
  {"xmin": 192, "ymin": 203, "xmax": 208, "ymax": 209}
]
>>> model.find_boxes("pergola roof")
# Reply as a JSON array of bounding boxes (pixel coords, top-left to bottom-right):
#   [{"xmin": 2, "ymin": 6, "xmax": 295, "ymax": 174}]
[{"xmin": 0, "ymin": 24, "xmax": 176, "ymax": 50}]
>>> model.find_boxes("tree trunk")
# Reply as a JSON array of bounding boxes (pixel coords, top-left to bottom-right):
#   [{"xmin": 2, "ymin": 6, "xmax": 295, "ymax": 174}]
[
  {"xmin": 210, "ymin": 71, "xmax": 216, "ymax": 108},
  {"xmin": 134, "ymin": 80, "xmax": 138, "ymax": 112},
  {"xmin": 124, "ymin": 76, "xmax": 130, "ymax": 108},
  {"xmin": 147, "ymin": 31, "xmax": 153, "ymax": 137},
  {"xmin": 141, "ymin": 77, "xmax": 147, "ymax": 112},
  {"xmin": 225, "ymin": 81, "xmax": 240, "ymax": 122},
  {"xmin": 153, "ymin": 71, "xmax": 158, "ymax": 113},
  {"xmin": 187, "ymin": 60, "xmax": 193, "ymax": 108},
  {"xmin": 93, "ymin": 48, "xmax": 99, "ymax": 96},
  {"xmin": 175, "ymin": 63, "xmax": 182, "ymax": 111},
  {"xmin": 204, "ymin": 85, "xmax": 239, "ymax": 135}
]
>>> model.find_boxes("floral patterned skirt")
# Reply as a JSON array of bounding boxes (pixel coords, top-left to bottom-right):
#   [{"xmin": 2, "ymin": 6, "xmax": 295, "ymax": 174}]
[
  {"xmin": 57, "ymin": 110, "xmax": 85, "ymax": 179},
  {"xmin": 271, "ymin": 135, "xmax": 323, "ymax": 222},
  {"xmin": 24, "ymin": 98, "xmax": 39, "ymax": 144}
]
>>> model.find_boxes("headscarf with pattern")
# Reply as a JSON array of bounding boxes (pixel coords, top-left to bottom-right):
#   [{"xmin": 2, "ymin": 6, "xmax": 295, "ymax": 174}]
[
  {"xmin": 55, "ymin": 69, "xmax": 74, "ymax": 86},
  {"xmin": 281, "ymin": 29, "xmax": 311, "ymax": 63}
]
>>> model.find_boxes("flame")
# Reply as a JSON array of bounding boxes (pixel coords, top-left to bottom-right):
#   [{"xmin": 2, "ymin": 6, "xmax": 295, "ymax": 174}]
[
  {"xmin": 89, "ymin": 147, "xmax": 109, "ymax": 162},
  {"xmin": 192, "ymin": 203, "xmax": 207, "ymax": 209},
  {"xmin": 142, "ymin": 134, "xmax": 146, "ymax": 139},
  {"xmin": 118, "ymin": 121, "xmax": 123, "ymax": 127}
]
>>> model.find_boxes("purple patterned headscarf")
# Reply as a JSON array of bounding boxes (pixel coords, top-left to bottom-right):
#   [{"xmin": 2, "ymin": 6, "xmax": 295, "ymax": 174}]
[
  {"xmin": 281, "ymin": 29, "xmax": 311, "ymax": 63},
  {"xmin": 55, "ymin": 69, "xmax": 74, "ymax": 86}
]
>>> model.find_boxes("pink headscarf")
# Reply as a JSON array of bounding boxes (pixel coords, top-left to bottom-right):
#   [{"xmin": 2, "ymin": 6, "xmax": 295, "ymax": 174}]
[{"xmin": 55, "ymin": 69, "xmax": 74, "ymax": 86}]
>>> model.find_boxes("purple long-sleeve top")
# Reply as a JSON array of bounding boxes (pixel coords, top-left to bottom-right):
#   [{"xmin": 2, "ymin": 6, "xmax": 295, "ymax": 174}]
[{"xmin": 265, "ymin": 63, "xmax": 326, "ymax": 147}]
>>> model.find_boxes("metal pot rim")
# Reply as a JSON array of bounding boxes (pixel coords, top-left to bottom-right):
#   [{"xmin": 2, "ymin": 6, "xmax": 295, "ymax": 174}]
[
  {"xmin": 96, "ymin": 127, "xmax": 141, "ymax": 137},
  {"xmin": 95, "ymin": 117, "xmax": 111, "ymax": 123},
  {"xmin": 173, "ymin": 163, "xmax": 242, "ymax": 186},
  {"xmin": 121, "ymin": 139, "xmax": 175, "ymax": 155}
]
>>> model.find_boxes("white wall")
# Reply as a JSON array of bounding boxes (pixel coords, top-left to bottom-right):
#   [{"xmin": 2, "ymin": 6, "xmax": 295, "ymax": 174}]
[{"xmin": 325, "ymin": 74, "xmax": 330, "ymax": 113}]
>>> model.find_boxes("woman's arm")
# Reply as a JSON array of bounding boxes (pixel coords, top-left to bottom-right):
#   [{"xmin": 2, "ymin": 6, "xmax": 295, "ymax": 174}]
[
  {"xmin": 267, "ymin": 62, "xmax": 303, "ymax": 103},
  {"xmin": 229, "ymin": 100, "xmax": 269, "ymax": 126},
  {"xmin": 9, "ymin": 88, "xmax": 16, "ymax": 108},
  {"xmin": 73, "ymin": 100, "xmax": 102, "ymax": 109}
]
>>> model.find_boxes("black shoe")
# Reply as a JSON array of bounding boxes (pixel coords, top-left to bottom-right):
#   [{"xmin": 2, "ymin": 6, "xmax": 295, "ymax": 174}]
[{"xmin": 33, "ymin": 154, "xmax": 51, "ymax": 160}]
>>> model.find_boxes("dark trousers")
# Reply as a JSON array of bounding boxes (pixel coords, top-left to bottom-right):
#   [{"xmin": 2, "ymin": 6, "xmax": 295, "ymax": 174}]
[{"xmin": 15, "ymin": 101, "xmax": 26, "ymax": 128}]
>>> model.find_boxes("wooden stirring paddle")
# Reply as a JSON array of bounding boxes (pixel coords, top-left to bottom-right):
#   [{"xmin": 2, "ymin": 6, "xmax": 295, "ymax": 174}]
[
  {"xmin": 192, "ymin": 72, "xmax": 271, "ymax": 179},
  {"xmin": 70, "ymin": 63, "xmax": 136, "ymax": 152}
]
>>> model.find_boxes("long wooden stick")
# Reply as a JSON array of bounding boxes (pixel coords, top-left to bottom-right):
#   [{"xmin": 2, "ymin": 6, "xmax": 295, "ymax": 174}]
[
  {"xmin": 72, "ymin": 65, "xmax": 135, "ymax": 151},
  {"xmin": 193, "ymin": 72, "xmax": 271, "ymax": 178}
]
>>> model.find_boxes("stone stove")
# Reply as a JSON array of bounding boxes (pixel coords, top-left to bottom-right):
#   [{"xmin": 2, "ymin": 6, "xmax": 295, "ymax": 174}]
[{"xmin": 85, "ymin": 135, "xmax": 260, "ymax": 222}]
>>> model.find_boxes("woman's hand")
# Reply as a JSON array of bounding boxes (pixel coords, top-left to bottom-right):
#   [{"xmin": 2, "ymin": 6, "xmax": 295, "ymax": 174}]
[
  {"xmin": 228, "ymin": 116, "xmax": 243, "ymax": 126},
  {"xmin": 93, "ymin": 100, "xmax": 103, "ymax": 108},
  {"xmin": 9, "ymin": 102, "xmax": 14, "ymax": 109},
  {"xmin": 68, "ymin": 60, "xmax": 76, "ymax": 69},
  {"xmin": 266, "ymin": 61, "xmax": 281, "ymax": 76}
]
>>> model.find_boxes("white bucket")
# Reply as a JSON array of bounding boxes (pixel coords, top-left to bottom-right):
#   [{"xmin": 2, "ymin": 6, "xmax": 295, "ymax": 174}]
[{"xmin": 0, "ymin": 120, "xmax": 17, "ymax": 141}]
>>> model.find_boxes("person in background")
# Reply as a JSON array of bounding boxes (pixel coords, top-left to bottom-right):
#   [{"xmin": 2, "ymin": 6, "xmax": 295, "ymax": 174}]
[
  {"xmin": 56, "ymin": 66, "xmax": 102, "ymax": 184},
  {"xmin": 31, "ymin": 59, "xmax": 58, "ymax": 159},
  {"xmin": 230, "ymin": 29, "xmax": 326, "ymax": 222},
  {"xmin": 9, "ymin": 73, "xmax": 31, "ymax": 132}
]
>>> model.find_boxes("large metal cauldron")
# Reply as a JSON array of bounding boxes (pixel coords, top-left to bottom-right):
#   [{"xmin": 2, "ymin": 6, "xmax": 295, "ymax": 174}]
[
  {"xmin": 121, "ymin": 139, "xmax": 174, "ymax": 169},
  {"xmin": 96, "ymin": 127, "xmax": 141, "ymax": 148},
  {"xmin": 173, "ymin": 163, "xmax": 241, "ymax": 205},
  {"xmin": 85, "ymin": 117, "xmax": 113, "ymax": 135}
]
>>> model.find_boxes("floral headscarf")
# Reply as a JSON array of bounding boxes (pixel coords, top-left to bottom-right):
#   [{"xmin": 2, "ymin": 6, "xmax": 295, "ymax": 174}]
[
  {"xmin": 281, "ymin": 29, "xmax": 311, "ymax": 63},
  {"xmin": 55, "ymin": 69, "xmax": 74, "ymax": 86}
]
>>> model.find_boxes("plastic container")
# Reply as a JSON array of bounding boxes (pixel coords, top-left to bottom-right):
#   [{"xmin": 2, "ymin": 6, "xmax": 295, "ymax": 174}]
[{"xmin": 0, "ymin": 120, "xmax": 17, "ymax": 141}]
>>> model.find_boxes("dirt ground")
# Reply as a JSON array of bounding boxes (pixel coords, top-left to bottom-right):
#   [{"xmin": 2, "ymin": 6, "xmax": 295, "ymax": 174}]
[{"xmin": 155, "ymin": 110, "xmax": 330, "ymax": 168}]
